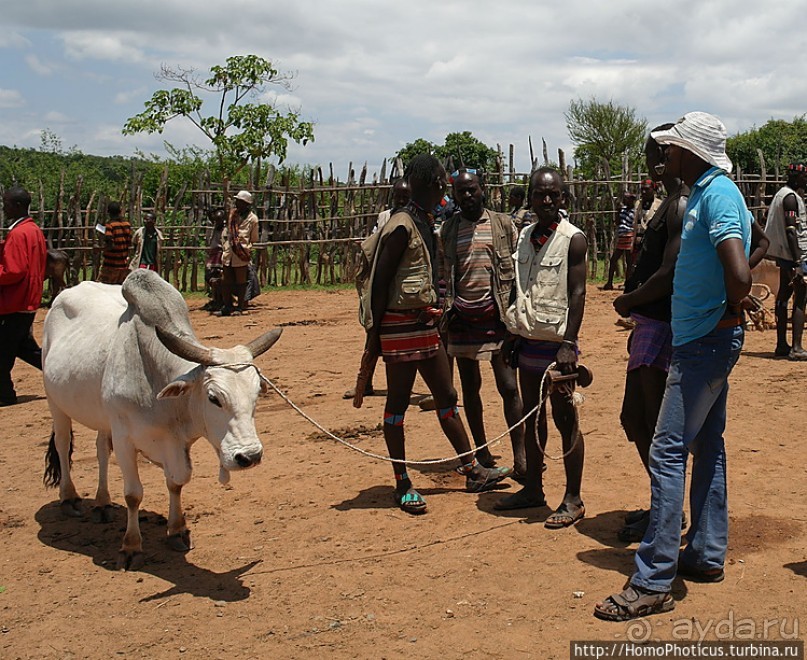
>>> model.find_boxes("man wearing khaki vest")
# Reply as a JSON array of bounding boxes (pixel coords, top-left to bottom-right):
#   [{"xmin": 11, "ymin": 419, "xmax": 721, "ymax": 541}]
[
  {"xmin": 494, "ymin": 167, "xmax": 588, "ymax": 530},
  {"xmin": 362, "ymin": 154, "xmax": 512, "ymax": 515},
  {"xmin": 441, "ymin": 169, "xmax": 525, "ymax": 478}
]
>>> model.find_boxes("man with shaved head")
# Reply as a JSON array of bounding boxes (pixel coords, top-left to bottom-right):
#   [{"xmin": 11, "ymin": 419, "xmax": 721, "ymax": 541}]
[
  {"xmin": 441, "ymin": 169, "xmax": 524, "ymax": 477},
  {"xmin": 1, "ymin": 186, "xmax": 47, "ymax": 406},
  {"xmin": 495, "ymin": 167, "xmax": 588, "ymax": 529}
]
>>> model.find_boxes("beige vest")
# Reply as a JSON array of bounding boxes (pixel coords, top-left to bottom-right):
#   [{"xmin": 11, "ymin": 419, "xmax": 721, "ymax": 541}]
[
  {"xmin": 766, "ymin": 185, "xmax": 807, "ymax": 261},
  {"xmin": 357, "ymin": 209, "xmax": 436, "ymax": 329},
  {"xmin": 504, "ymin": 218, "xmax": 583, "ymax": 341}
]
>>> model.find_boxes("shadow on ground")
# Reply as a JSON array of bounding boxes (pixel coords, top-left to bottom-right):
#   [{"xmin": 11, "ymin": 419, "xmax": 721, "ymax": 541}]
[
  {"xmin": 35, "ymin": 501, "xmax": 258, "ymax": 603},
  {"xmin": 784, "ymin": 561, "xmax": 807, "ymax": 577},
  {"xmin": 575, "ymin": 509, "xmax": 634, "ymax": 548},
  {"xmin": 331, "ymin": 484, "xmax": 456, "ymax": 511}
]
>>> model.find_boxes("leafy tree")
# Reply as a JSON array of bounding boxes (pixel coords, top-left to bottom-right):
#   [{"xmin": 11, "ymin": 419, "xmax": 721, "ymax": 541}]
[
  {"xmin": 565, "ymin": 98, "xmax": 647, "ymax": 177},
  {"xmin": 123, "ymin": 55, "xmax": 314, "ymax": 182},
  {"xmin": 726, "ymin": 116, "xmax": 807, "ymax": 173},
  {"xmin": 395, "ymin": 138, "xmax": 437, "ymax": 169},
  {"xmin": 437, "ymin": 131, "xmax": 498, "ymax": 171},
  {"xmin": 396, "ymin": 132, "xmax": 498, "ymax": 172}
]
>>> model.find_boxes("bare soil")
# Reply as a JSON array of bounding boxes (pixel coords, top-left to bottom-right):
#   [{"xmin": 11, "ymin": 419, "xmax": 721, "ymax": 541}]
[{"xmin": 1, "ymin": 286, "xmax": 805, "ymax": 659}]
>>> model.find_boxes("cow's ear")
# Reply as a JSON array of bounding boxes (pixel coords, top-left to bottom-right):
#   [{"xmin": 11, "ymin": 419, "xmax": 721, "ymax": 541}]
[
  {"xmin": 259, "ymin": 378, "xmax": 270, "ymax": 395},
  {"xmin": 157, "ymin": 379, "xmax": 192, "ymax": 398}
]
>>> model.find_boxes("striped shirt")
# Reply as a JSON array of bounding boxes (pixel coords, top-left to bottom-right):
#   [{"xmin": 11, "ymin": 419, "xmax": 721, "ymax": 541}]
[
  {"xmin": 617, "ymin": 206, "xmax": 635, "ymax": 235},
  {"xmin": 102, "ymin": 219, "xmax": 132, "ymax": 268},
  {"xmin": 455, "ymin": 214, "xmax": 494, "ymax": 302}
]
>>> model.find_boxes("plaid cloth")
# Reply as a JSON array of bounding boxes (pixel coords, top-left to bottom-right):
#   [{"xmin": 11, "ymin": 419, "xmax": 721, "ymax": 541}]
[
  {"xmin": 379, "ymin": 309, "xmax": 441, "ymax": 363},
  {"xmin": 446, "ymin": 297, "xmax": 506, "ymax": 360},
  {"xmin": 627, "ymin": 312, "xmax": 673, "ymax": 372},
  {"xmin": 517, "ymin": 339, "xmax": 563, "ymax": 374}
]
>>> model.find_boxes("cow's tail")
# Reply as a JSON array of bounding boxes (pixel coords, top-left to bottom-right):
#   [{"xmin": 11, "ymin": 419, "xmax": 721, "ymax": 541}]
[{"xmin": 43, "ymin": 430, "xmax": 73, "ymax": 488}]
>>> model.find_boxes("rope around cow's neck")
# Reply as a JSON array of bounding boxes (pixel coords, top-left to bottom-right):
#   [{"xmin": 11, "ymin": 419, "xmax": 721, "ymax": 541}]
[{"xmin": 219, "ymin": 361, "xmax": 582, "ymax": 466}]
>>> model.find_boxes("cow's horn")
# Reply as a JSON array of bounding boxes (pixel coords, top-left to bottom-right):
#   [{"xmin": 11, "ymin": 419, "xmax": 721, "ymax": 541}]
[
  {"xmin": 156, "ymin": 327, "xmax": 219, "ymax": 366},
  {"xmin": 244, "ymin": 328, "xmax": 283, "ymax": 358}
]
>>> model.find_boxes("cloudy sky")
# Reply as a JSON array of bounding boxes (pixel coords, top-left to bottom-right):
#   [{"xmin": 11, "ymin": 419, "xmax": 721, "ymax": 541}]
[{"xmin": 2, "ymin": 1, "xmax": 805, "ymax": 176}]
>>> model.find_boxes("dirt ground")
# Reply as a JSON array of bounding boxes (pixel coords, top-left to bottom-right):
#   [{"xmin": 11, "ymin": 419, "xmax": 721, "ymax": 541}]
[{"xmin": 1, "ymin": 285, "xmax": 805, "ymax": 659}]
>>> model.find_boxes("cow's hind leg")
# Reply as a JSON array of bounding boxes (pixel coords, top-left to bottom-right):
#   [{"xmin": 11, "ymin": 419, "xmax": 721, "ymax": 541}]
[
  {"xmin": 44, "ymin": 409, "xmax": 82, "ymax": 517},
  {"xmin": 91, "ymin": 431, "xmax": 115, "ymax": 524},
  {"xmin": 165, "ymin": 479, "xmax": 192, "ymax": 552},
  {"xmin": 114, "ymin": 443, "xmax": 144, "ymax": 570}
]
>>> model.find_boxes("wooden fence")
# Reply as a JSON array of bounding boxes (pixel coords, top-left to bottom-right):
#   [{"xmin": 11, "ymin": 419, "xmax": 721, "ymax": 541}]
[{"xmin": 0, "ymin": 146, "xmax": 783, "ymax": 291}]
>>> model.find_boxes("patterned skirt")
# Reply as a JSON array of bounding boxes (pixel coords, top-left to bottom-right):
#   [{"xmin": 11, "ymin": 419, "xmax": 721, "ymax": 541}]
[
  {"xmin": 516, "ymin": 339, "xmax": 562, "ymax": 374},
  {"xmin": 379, "ymin": 309, "xmax": 441, "ymax": 363},
  {"xmin": 446, "ymin": 297, "xmax": 506, "ymax": 360},
  {"xmin": 627, "ymin": 313, "xmax": 672, "ymax": 372},
  {"xmin": 616, "ymin": 232, "xmax": 634, "ymax": 251}
]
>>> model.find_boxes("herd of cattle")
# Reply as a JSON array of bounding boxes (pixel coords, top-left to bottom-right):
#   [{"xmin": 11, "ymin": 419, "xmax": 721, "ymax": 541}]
[{"xmin": 40, "ymin": 269, "xmax": 282, "ymax": 570}]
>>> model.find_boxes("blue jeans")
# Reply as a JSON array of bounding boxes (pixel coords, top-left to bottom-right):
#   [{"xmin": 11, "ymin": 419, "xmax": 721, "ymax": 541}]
[{"xmin": 631, "ymin": 325, "xmax": 744, "ymax": 593}]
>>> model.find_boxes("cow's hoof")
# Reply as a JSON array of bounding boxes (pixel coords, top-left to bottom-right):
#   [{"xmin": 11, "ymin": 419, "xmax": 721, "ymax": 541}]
[
  {"xmin": 167, "ymin": 530, "xmax": 192, "ymax": 552},
  {"xmin": 91, "ymin": 505, "xmax": 115, "ymax": 524},
  {"xmin": 116, "ymin": 550, "xmax": 145, "ymax": 571},
  {"xmin": 60, "ymin": 498, "xmax": 83, "ymax": 518}
]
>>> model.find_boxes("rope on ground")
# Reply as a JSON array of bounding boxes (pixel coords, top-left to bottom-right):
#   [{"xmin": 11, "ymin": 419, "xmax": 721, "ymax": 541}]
[
  {"xmin": 242, "ymin": 519, "xmax": 522, "ymax": 576},
  {"xmin": 217, "ymin": 361, "xmax": 583, "ymax": 465}
]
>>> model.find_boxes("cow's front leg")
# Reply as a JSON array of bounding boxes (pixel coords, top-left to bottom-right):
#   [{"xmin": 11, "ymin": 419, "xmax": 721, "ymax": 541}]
[
  {"xmin": 115, "ymin": 444, "xmax": 144, "ymax": 570},
  {"xmin": 165, "ymin": 479, "xmax": 192, "ymax": 552},
  {"xmin": 92, "ymin": 431, "xmax": 115, "ymax": 524}
]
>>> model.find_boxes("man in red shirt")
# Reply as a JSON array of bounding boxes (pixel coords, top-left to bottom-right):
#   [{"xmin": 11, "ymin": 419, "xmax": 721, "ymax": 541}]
[{"xmin": 0, "ymin": 186, "xmax": 47, "ymax": 406}]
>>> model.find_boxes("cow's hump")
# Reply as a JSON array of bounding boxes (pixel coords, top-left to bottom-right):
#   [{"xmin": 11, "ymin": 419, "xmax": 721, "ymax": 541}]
[{"xmin": 122, "ymin": 270, "xmax": 194, "ymax": 337}]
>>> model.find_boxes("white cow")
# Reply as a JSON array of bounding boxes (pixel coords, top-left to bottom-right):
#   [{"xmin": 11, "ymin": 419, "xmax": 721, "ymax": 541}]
[{"xmin": 42, "ymin": 269, "xmax": 281, "ymax": 570}]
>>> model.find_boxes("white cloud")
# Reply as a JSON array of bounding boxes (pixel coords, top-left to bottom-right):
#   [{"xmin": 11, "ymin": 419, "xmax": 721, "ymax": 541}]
[
  {"xmin": 0, "ymin": 31, "xmax": 30, "ymax": 48},
  {"xmin": 25, "ymin": 54, "xmax": 54, "ymax": 76},
  {"xmin": 0, "ymin": 89, "xmax": 25, "ymax": 109},
  {"xmin": 1, "ymin": 0, "xmax": 805, "ymax": 172},
  {"xmin": 43, "ymin": 111, "xmax": 70, "ymax": 122},
  {"xmin": 114, "ymin": 87, "xmax": 148, "ymax": 105},
  {"xmin": 61, "ymin": 31, "xmax": 146, "ymax": 63}
]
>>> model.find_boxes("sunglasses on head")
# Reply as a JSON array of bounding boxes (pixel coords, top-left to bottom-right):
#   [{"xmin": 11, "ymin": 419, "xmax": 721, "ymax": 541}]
[{"xmin": 448, "ymin": 168, "xmax": 481, "ymax": 184}]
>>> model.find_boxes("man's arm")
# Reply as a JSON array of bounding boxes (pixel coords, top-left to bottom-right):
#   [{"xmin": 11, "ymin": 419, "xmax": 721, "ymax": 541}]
[
  {"xmin": 614, "ymin": 196, "xmax": 685, "ymax": 316},
  {"xmin": 366, "ymin": 226, "xmax": 407, "ymax": 353},
  {"xmin": 717, "ymin": 237, "xmax": 752, "ymax": 306},
  {"xmin": 748, "ymin": 219, "xmax": 769, "ymax": 269},
  {"xmin": 783, "ymin": 193, "xmax": 801, "ymax": 263},
  {"xmin": 249, "ymin": 213, "xmax": 259, "ymax": 247},
  {"xmin": 556, "ymin": 232, "xmax": 587, "ymax": 372},
  {"xmin": 0, "ymin": 233, "xmax": 27, "ymax": 285}
]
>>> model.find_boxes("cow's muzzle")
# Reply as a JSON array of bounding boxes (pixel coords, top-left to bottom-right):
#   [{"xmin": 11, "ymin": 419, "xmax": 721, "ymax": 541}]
[{"xmin": 234, "ymin": 449, "xmax": 263, "ymax": 468}]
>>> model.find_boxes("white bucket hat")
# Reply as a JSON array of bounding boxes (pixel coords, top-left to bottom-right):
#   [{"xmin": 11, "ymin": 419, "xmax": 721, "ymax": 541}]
[
  {"xmin": 234, "ymin": 190, "xmax": 253, "ymax": 204},
  {"xmin": 651, "ymin": 112, "xmax": 733, "ymax": 174}
]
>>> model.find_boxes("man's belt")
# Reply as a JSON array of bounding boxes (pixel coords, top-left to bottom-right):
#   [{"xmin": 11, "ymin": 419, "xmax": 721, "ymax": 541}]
[
  {"xmin": 716, "ymin": 304, "xmax": 744, "ymax": 330},
  {"xmin": 716, "ymin": 315, "xmax": 744, "ymax": 329}
]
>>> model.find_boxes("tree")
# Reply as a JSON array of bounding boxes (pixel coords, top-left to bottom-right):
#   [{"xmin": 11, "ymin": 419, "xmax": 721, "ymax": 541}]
[
  {"xmin": 122, "ymin": 55, "xmax": 314, "ymax": 182},
  {"xmin": 395, "ymin": 138, "xmax": 437, "ymax": 169},
  {"xmin": 726, "ymin": 116, "xmax": 807, "ymax": 173},
  {"xmin": 395, "ymin": 132, "xmax": 498, "ymax": 172},
  {"xmin": 565, "ymin": 98, "xmax": 647, "ymax": 178}
]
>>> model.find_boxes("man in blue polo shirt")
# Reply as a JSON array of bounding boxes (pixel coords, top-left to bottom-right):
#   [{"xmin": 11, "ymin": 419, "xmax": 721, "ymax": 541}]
[{"xmin": 595, "ymin": 112, "xmax": 753, "ymax": 621}]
